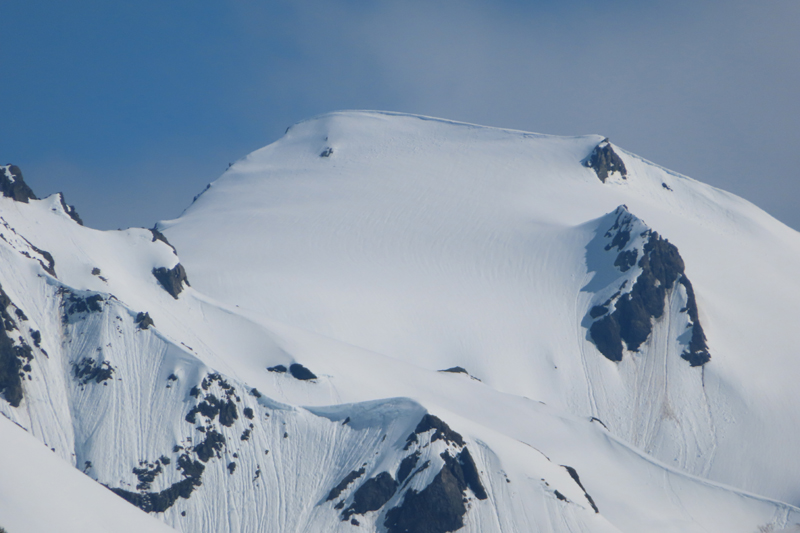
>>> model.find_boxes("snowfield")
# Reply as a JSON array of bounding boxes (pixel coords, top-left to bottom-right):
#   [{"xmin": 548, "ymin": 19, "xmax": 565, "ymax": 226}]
[{"xmin": 1, "ymin": 111, "xmax": 800, "ymax": 532}]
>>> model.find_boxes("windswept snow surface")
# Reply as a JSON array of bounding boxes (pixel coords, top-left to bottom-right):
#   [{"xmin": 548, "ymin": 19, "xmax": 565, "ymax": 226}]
[
  {"xmin": 1, "ymin": 113, "xmax": 800, "ymax": 533},
  {"xmin": 164, "ymin": 110, "xmax": 800, "ymax": 503}
]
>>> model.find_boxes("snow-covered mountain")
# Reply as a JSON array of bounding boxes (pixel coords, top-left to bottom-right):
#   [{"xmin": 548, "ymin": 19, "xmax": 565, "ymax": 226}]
[{"xmin": 2, "ymin": 111, "xmax": 800, "ymax": 533}]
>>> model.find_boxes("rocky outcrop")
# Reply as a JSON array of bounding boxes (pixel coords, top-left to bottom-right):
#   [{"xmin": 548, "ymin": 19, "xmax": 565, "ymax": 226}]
[
  {"xmin": 583, "ymin": 139, "xmax": 627, "ymax": 182},
  {"xmin": 586, "ymin": 207, "xmax": 710, "ymax": 366},
  {"xmin": 384, "ymin": 449, "xmax": 487, "ymax": 533},
  {"xmin": 58, "ymin": 193, "xmax": 83, "ymax": 225},
  {"xmin": 0, "ymin": 165, "xmax": 37, "ymax": 203},
  {"xmin": 153, "ymin": 264, "xmax": 190, "ymax": 299}
]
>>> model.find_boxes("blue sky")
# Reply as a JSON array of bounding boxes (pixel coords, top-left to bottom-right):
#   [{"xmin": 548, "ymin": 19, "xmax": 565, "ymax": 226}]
[{"xmin": 3, "ymin": 1, "xmax": 799, "ymax": 230}]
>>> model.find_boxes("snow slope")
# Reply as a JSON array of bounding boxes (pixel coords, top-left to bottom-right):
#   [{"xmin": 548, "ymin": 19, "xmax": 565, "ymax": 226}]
[
  {"xmin": 163, "ymin": 111, "xmax": 800, "ymax": 504},
  {"xmin": 2, "ymin": 110, "xmax": 800, "ymax": 533},
  {"xmin": 0, "ymin": 416, "xmax": 175, "ymax": 533}
]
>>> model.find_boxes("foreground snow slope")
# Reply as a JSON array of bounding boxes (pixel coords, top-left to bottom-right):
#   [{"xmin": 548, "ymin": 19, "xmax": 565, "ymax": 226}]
[
  {"xmin": 0, "ymin": 416, "xmax": 175, "ymax": 533},
  {"xmin": 1, "ymin": 108, "xmax": 800, "ymax": 533},
  {"xmin": 163, "ymin": 111, "xmax": 800, "ymax": 503}
]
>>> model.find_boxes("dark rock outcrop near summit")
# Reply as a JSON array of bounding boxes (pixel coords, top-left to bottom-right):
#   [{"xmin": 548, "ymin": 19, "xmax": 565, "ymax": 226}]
[
  {"xmin": 587, "ymin": 208, "xmax": 710, "ymax": 366},
  {"xmin": 58, "ymin": 193, "xmax": 83, "ymax": 225},
  {"xmin": 150, "ymin": 227, "xmax": 177, "ymax": 255},
  {"xmin": 583, "ymin": 139, "xmax": 627, "ymax": 183},
  {"xmin": 0, "ymin": 165, "xmax": 37, "ymax": 203},
  {"xmin": 153, "ymin": 264, "xmax": 190, "ymax": 299},
  {"xmin": 404, "ymin": 414, "xmax": 465, "ymax": 449}
]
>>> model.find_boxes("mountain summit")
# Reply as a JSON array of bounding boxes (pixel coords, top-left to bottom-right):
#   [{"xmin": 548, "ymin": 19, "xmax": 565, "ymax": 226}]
[{"xmin": 2, "ymin": 112, "xmax": 800, "ymax": 533}]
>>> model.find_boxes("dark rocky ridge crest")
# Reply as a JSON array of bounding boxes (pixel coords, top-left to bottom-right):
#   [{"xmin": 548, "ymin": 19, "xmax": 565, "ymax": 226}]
[
  {"xmin": 583, "ymin": 139, "xmax": 627, "ymax": 183},
  {"xmin": 0, "ymin": 165, "xmax": 37, "ymax": 203},
  {"xmin": 58, "ymin": 193, "xmax": 83, "ymax": 225}
]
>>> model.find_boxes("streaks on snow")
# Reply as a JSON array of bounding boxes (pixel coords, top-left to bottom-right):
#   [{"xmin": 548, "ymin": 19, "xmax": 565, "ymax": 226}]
[{"xmin": 108, "ymin": 372, "xmax": 257, "ymax": 513}]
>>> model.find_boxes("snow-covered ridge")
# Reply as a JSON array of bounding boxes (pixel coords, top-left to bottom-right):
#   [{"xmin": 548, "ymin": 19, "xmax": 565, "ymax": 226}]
[{"xmin": 3, "ymin": 111, "xmax": 800, "ymax": 532}]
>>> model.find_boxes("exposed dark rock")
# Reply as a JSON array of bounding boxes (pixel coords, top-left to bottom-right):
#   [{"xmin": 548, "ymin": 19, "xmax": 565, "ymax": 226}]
[
  {"xmin": 562, "ymin": 465, "xmax": 598, "ymax": 513},
  {"xmin": 439, "ymin": 366, "xmax": 468, "ymax": 375},
  {"xmin": 66, "ymin": 293, "xmax": 104, "ymax": 315},
  {"xmin": 110, "ymin": 477, "xmax": 200, "ymax": 514},
  {"xmin": 0, "ymin": 285, "xmax": 34, "ymax": 406},
  {"xmin": 406, "ymin": 414, "xmax": 465, "ymax": 448},
  {"xmin": 289, "ymin": 363, "xmax": 317, "ymax": 380},
  {"xmin": 614, "ymin": 249, "xmax": 638, "ymax": 272},
  {"xmin": 194, "ymin": 430, "xmax": 225, "ymax": 462},
  {"xmin": 240, "ymin": 429, "xmax": 251, "ymax": 441},
  {"xmin": 167, "ymin": 374, "xmax": 177, "ymax": 382},
  {"xmin": 177, "ymin": 454, "xmax": 205, "ymax": 478},
  {"xmin": 320, "ymin": 147, "xmax": 334, "ymax": 157},
  {"xmin": 662, "ymin": 182, "xmax": 673, "ymax": 191},
  {"xmin": 30, "ymin": 330, "xmax": 41, "ymax": 347},
  {"xmin": 351, "ymin": 518, "xmax": 359, "ymax": 526},
  {"xmin": 58, "ymin": 193, "xmax": 83, "ymax": 225},
  {"xmin": 267, "ymin": 365, "xmax": 287, "ymax": 373},
  {"xmin": 185, "ymin": 393, "xmax": 237, "ymax": 426},
  {"xmin": 250, "ymin": 387, "xmax": 262, "ymax": 398},
  {"xmin": 554, "ymin": 490, "xmax": 567, "ymax": 502},
  {"xmin": 384, "ymin": 456, "xmax": 464, "ymax": 533},
  {"xmin": 0, "ymin": 165, "xmax": 37, "ymax": 203},
  {"xmin": 589, "ymin": 227, "xmax": 710, "ymax": 366},
  {"xmin": 401, "ymin": 460, "xmax": 430, "ymax": 490},
  {"xmin": 219, "ymin": 399, "xmax": 238, "ymax": 427},
  {"xmin": 152, "ymin": 264, "xmax": 189, "ymax": 299},
  {"xmin": 108, "ymin": 452, "xmax": 206, "ymax": 513},
  {"xmin": 583, "ymin": 139, "xmax": 627, "ymax": 183},
  {"xmin": 228, "ymin": 462, "xmax": 237, "ymax": 474},
  {"xmin": 243, "ymin": 407, "xmax": 254, "ymax": 419},
  {"xmin": 326, "ymin": 467, "xmax": 366, "ymax": 501},
  {"xmin": 133, "ymin": 462, "xmax": 163, "ymax": 491},
  {"xmin": 149, "ymin": 227, "xmax": 177, "ymax": 254},
  {"xmin": 343, "ymin": 472, "xmax": 397, "ymax": 520},
  {"xmin": 589, "ymin": 305, "xmax": 608, "ymax": 319},
  {"xmin": 72, "ymin": 357, "xmax": 115, "ymax": 385},
  {"xmin": 677, "ymin": 277, "xmax": 710, "ymax": 366},
  {"xmin": 91, "ymin": 267, "xmax": 101, "ymax": 276},
  {"xmin": 397, "ymin": 452, "xmax": 420, "ymax": 483},
  {"xmin": 30, "ymin": 245, "xmax": 56, "ymax": 277},
  {"xmin": 455, "ymin": 448, "xmax": 487, "ymax": 500},
  {"xmin": 135, "ymin": 311, "xmax": 154, "ymax": 330}
]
